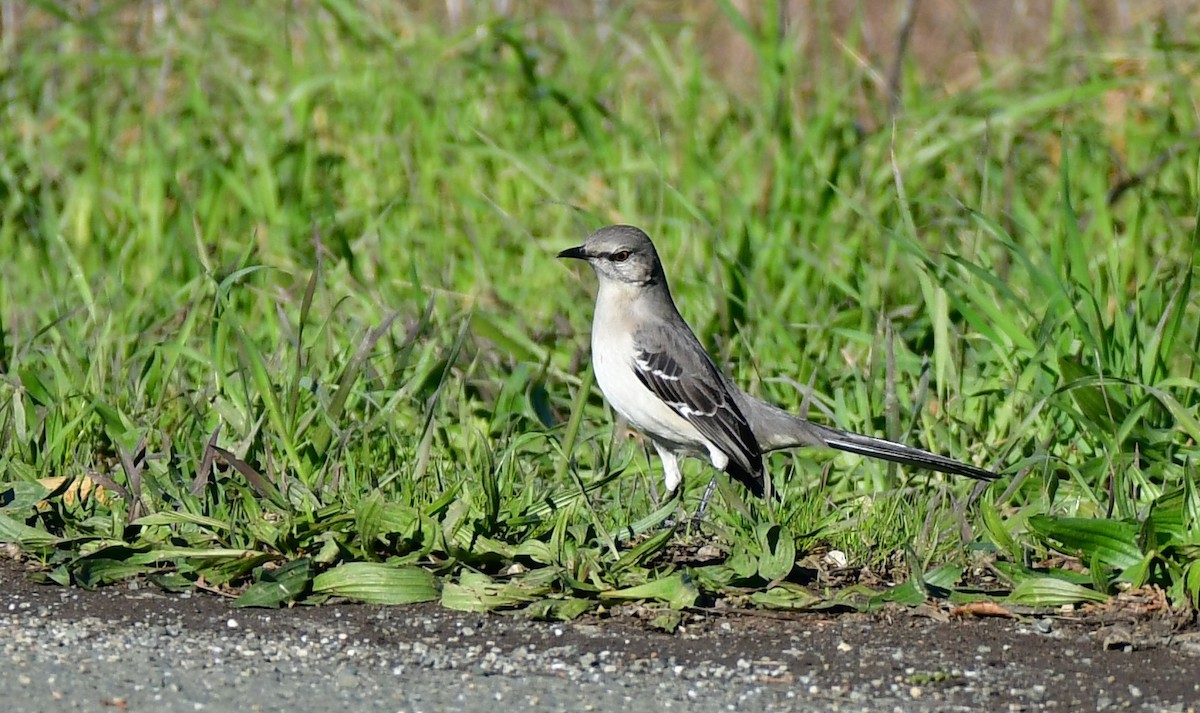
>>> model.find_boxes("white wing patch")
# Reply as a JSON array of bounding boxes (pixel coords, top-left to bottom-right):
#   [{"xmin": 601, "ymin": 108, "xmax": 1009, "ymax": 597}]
[
  {"xmin": 635, "ymin": 356, "xmax": 681, "ymax": 381},
  {"xmin": 671, "ymin": 401, "xmax": 718, "ymax": 418}
]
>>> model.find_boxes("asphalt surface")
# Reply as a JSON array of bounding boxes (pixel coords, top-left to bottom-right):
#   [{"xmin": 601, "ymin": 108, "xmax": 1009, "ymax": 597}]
[{"xmin": 2, "ymin": 558, "xmax": 1199, "ymax": 712}]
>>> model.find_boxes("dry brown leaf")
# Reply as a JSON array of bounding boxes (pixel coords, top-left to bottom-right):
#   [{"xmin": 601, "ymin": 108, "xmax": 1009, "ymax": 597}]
[{"xmin": 950, "ymin": 601, "xmax": 1016, "ymax": 619}]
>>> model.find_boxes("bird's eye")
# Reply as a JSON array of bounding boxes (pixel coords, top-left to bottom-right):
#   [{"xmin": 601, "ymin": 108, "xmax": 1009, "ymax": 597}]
[{"xmin": 611, "ymin": 250, "xmax": 631, "ymax": 262}]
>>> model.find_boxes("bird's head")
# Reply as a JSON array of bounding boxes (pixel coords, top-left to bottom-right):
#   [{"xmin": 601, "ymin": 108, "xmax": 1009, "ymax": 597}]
[{"xmin": 557, "ymin": 224, "xmax": 664, "ymax": 286}]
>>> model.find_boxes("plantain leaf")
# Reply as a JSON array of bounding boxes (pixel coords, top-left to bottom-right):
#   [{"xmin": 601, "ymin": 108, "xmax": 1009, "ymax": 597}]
[
  {"xmin": 1028, "ymin": 515, "xmax": 1143, "ymax": 570},
  {"xmin": 726, "ymin": 548, "xmax": 759, "ymax": 580},
  {"xmin": 1005, "ymin": 576, "xmax": 1108, "ymax": 606},
  {"xmin": 0, "ymin": 512, "xmax": 62, "ymax": 547},
  {"xmin": 599, "ymin": 571, "xmax": 699, "ymax": 610},
  {"xmin": 232, "ymin": 558, "xmax": 313, "ymax": 608},
  {"xmin": 649, "ymin": 609, "xmax": 685, "ymax": 633},
  {"xmin": 311, "ymin": 562, "xmax": 437, "ymax": 605},
  {"xmin": 441, "ymin": 570, "xmax": 548, "ymax": 612},
  {"xmin": 749, "ymin": 582, "xmax": 821, "ymax": 610},
  {"xmin": 0, "ymin": 481, "xmax": 52, "ymax": 511},
  {"xmin": 756, "ymin": 523, "xmax": 796, "ymax": 582},
  {"xmin": 74, "ymin": 559, "xmax": 153, "ymax": 589},
  {"xmin": 1114, "ymin": 552, "xmax": 1156, "ymax": 589},
  {"xmin": 868, "ymin": 579, "xmax": 927, "ymax": 609},
  {"xmin": 523, "ymin": 597, "xmax": 595, "ymax": 621}
]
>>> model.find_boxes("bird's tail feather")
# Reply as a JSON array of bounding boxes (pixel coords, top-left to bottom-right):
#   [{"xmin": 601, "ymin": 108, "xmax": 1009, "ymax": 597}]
[
  {"xmin": 809, "ymin": 423, "xmax": 998, "ymax": 482},
  {"xmin": 733, "ymin": 390, "xmax": 998, "ymax": 482}
]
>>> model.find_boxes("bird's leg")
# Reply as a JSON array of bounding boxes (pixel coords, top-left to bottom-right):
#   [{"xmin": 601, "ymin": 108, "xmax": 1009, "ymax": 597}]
[
  {"xmin": 653, "ymin": 444, "xmax": 687, "ymax": 530},
  {"xmin": 642, "ymin": 440, "xmax": 662, "ymax": 505},
  {"xmin": 654, "ymin": 443, "xmax": 684, "ymax": 494},
  {"xmin": 691, "ymin": 474, "xmax": 720, "ymax": 529}
]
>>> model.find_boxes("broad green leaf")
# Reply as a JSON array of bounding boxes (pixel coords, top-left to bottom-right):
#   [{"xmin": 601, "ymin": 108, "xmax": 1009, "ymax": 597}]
[
  {"xmin": 726, "ymin": 548, "xmax": 759, "ymax": 580},
  {"xmin": 74, "ymin": 559, "xmax": 153, "ymax": 588},
  {"xmin": 756, "ymin": 523, "xmax": 796, "ymax": 581},
  {"xmin": 0, "ymin": 481, "xmax": 52, "ymax": 511},
  {"xmin": 0, "ymin": 512, "xmax": 61, "ymax": 547},
  {"xmin": 599, "ymin": 571, "xmax": 699, "ymax": 610},
  {"xmin": 749, "ymin": 583, "xmax": 820, "ymax": 610},
  {"xmin": 470, "ymin": 312, "xmax": 547, "ymax": 365},
  {"xmin": 312, "ymin": 563, "xmax": 437, "ymax": 605},
  {"xmin": 812, "ymin": 584, "xmax": 879, "ymax": 612},
  {"xmin": 513, "ymin": 540, "xmax": 557, "ymax": 565},
  {"xmin": 232, "ymin": 558, "xmax": 313, "ymax": 608},
  {"xmin": 690, "ymin": 563, "xmax": 737, "ymax": 590},
  {"xmin": 1114, "ymin": 552, "xmax": 1156, "ymax": 589},
  {"xmin": 1144, "ymin": 380, "xmax": 1200, "ymax": 444},
  {"xmin": 355, "ymin": 494, "xmax": 385, "ymax": 543},
  {"xmin": 1005, "ymin": 576, "xmax": 1108, "ymax": 606},
  {"xmin": 1028, "ymin": 515, "xmax": 1144, "ymax": 570},
  {"xmin": 147, "ymin": 572, "xmax": 195, "ymax": 592},
  {"xmin": 649, "ymin": 609, "xmax": 684, "ymax": 633},
  {"xmin": 441, "ymin": 571, "xmax": 546, "ymax": 612},
  {"xmin": 868, "ymin": 580, "xmax": 927, "ymax": 609},
  {"xmin": 449, "ymin": 532, "xmax": 517, "ymax": 561},
  {"xmin": 523, "ymin": 597, "xmax": 595, "ymax": 621},
  {"xmin": 91, "ymin": 398, "xmax": 133, "ymax": 440},
  {"xmin": 904, "ymin": 548, "xmax": 928, "ymax": 599},
  {"xmin": 925, "ymin": 564, "xmax": 964, "ymax": 591},
  {"xmin": 993, "ymin": 560, "xmax": 1092, "ymax": 586},
  {"xmin": 1144, "ymin": 488, "xmax": 1188, "ymax": 546}
]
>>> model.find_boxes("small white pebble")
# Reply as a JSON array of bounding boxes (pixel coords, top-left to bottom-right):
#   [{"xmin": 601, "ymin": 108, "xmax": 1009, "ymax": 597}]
[
  {"xmin": 225, "ymin": 618, "xmax": 238, "ymax": 629},
  {"xmin": 823, "ymin": 550, "xmax": 848, "ymax": 568}
]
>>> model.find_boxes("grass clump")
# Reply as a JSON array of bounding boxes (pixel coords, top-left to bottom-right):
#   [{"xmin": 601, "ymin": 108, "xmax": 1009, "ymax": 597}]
[{"xmin": 1, "ymin": 2, "xmax": 1198, "ymax": 618}]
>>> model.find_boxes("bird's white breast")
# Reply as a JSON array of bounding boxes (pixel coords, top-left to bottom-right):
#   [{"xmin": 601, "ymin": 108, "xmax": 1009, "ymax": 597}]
[{"xmin": 590, "ymin": 297, "xmax": 701, "ymax": 453}]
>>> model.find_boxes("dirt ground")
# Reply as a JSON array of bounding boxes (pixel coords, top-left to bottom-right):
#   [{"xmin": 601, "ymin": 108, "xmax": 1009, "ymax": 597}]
[{"xmin": 2, "ymin": 557, "xmax": 1199, "ymax": 711}]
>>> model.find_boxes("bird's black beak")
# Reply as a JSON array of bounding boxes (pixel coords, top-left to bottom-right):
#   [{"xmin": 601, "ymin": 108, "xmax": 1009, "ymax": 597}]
[{"xmin": 556, "ymin": 245, "xmax": 587, "ymax": 260}]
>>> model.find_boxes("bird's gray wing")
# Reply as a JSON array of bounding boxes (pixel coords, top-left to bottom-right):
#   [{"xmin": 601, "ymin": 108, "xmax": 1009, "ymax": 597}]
[{"xmin": 631, "ymin": 326, "xmax": 766, "ymax": 496}]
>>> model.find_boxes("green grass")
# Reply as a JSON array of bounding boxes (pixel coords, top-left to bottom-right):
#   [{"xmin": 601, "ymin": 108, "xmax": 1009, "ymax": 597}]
[{"xmin": 1, "ymin": 1, "xmax": 1199, "ymax": 617}]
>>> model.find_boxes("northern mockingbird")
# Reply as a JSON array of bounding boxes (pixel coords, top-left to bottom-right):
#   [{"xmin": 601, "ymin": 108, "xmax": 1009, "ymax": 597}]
[{"xmin": 558, "ymin": 224, "xmax": 997, "ymax": 506}]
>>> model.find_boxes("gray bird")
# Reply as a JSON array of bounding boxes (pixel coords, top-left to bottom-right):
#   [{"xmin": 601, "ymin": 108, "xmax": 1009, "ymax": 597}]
[{"xmin": 557, "ymin": 224, "xmax": 997, "ymax": 503}]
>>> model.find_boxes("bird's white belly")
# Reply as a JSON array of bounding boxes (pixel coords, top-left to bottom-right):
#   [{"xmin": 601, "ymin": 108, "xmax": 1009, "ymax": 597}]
[{"xmin": 591, "ymin": 331, "xmax": 699, "ymax": 452}]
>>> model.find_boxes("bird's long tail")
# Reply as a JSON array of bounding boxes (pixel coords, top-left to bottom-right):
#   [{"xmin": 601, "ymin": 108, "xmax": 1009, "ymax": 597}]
[
  {"xmin": 734, "ymin": 390, "xmax": 998, "ymax": 482},
  {"xmin": 806, "ymin": 422, "xmax": 997, "ymax": 481}
]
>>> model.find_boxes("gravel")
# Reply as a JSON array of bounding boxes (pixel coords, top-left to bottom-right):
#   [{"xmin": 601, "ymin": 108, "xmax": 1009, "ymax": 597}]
[{"xmin": 3, "ymin": 560, "xmax": 1198, "ymax": 712}]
